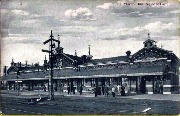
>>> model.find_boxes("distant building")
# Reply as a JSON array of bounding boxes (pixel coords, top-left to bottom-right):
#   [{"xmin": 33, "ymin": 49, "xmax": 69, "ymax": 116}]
[{"xmin": 1, "ymin": 33, "xmax": 179, "ymax": 94}]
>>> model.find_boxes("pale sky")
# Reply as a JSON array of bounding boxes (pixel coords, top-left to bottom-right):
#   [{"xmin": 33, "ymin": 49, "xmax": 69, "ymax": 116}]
[{"xmin": 1, "ymin": 0, "xmax": 179, "ymax": 69}]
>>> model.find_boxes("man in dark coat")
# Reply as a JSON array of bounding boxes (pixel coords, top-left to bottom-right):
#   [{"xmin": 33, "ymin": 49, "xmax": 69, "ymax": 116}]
[{"xmin": 121, "ymin": 85, "xmax": 125, "ymax": 96}]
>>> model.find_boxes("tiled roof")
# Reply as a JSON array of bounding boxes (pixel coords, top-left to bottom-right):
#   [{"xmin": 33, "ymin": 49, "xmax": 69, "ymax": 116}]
[
  {"xmin": 2, "ymin": 71, "xmax": 48, "ymax": 81},
  {"xmin": 54, "ymin": 65, "xmax": 164, "ymax": 78},
  {"xmin": 2, "ymin": 62, "xmax": 166, "ymax": 81},
  {"xmin": 7, "ymin": 65, "xmax": 44, "ymax": 74},
  {"xmin": 89, "ymin": 56, "xmax": 128, "ymax": 64},
  {"xmin": 55, "ymin": 53, "xmax": 88, "ymax": 65}
]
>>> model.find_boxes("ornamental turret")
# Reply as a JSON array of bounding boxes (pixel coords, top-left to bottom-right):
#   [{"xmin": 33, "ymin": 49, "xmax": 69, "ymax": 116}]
[{"xmin": 143, "ymin": 32, "xmax": 157, "ymax": 48}]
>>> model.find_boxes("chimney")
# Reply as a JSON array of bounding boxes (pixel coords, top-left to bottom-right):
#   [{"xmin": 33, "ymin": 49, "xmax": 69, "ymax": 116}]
[
  {"xmin": 17, "ymin": 62, "xmax": 20, "ymax": 67},
  {"xmin": 44, "ymin": 55, "xmax": 48, "ymax": 70},
  {"xmin": 11, "ymin": 58, "xmax": 14, "ymax": 66},
  {"xmin": 88, "ymin": 45, "xmax": 91, "ymax": 56},
  {"xmin": 75, "ymin": 50, "xmax": 77, "ymax": 56},
  {"xmin": 26, "ymin": 60, "xmax": 28, "ymax": 67}
]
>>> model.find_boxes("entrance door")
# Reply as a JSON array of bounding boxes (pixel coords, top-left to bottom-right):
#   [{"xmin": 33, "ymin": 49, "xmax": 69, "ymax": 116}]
[{"xmin": 140, "ymin": 77, "xmax": 146, "ymax": 93}]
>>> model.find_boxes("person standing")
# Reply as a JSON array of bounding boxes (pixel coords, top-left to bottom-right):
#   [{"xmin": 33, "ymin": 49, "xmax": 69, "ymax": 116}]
[
  {"xmin": 72, "ymin": 85, "xmax": 75, "ymax": 94},
  {"xmin": 67, "ymin": 85, "xmax": 70, "ymax": 94},
  {"xmin": 121, "ymin": 85, "xmax": 125, "ymax": 96},
  {"xmin": 159, "ymin": 82, "xmax": 163, "ymax": 94},
  {"xmin": 105, "ymin": 86, "xmax": 109, "ymax": 97},
  {"xmin": 79, "ymin": 86, "xmax": 83, "ymax": 95},
  {"xmin": 94, "ymin": 86, "xmax": 98, "ymax": 97},
  {"xmin": 117, "ymin": 85, "xmax": 120, "ymax": 95},
  {"xmin": 112, "ymin": 86, "xmax": 115, "ymax": 97},
  {"xmin": 43, "ymin": 85, "xmax": 46, "ymax": 92}
]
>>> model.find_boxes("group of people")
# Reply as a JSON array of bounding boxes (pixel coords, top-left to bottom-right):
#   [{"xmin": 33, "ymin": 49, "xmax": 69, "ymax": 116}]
[
  {"xmin": 67, "ymin": 85, "xmax": 76, "ymax": 94},
  {"xmin": 94, "ymin": 85, "xmax": 126, "ymax": 97},
  {"xmin": 65, "ymin": 84, "xmax": 127, "ymax": 97}
]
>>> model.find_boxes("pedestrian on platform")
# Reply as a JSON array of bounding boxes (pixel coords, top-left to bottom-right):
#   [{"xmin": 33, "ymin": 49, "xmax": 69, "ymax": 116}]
[
  {"xmin": 67, "ymin": 85, "xmax": 70, "ymax": 94},
  {"xmin": 72, "ymin": 85, "xmax": 75, "ymax": 94},
  {"xmin": 94, "ymin": 87, "xmax": 98, "ymax": 97},
  {"xmin": 121, "ymin": 85, "xmax": 125, "ymax": 96},
  {"xmin": 105, "ymin": 86, "xmax": 109, "ymax": 97},
  {"xmin": 112, "ymin": 86, "xmax": 115, "ymax": 97},
  {"xmin": 43, "ymin": 85, "xmax": 46, "ymax": 92},
  {"xmin": 79, "ymin": 86, "xmax": 83, "ymax": 95},
  {"xmin": 160, "ymin": 82, "xmax": 163, "ymax": 94}
]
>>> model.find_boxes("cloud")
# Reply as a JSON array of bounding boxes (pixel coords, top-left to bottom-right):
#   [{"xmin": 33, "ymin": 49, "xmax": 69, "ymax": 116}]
[
  {"xmin": 96, "ymin": 3, "xmax": 114, "ymax": 10},
  {"xmin": 144, "ymin": 22, "xmax": 175, "ymax": 33},
  {"xmin": 98, "ymin": 21, "xmax": 177, "ymax": 41},
  {"xmin": 119, "ymin": 21, "xmax": 176, "ymax": 35},
  {"xmin": 65, "ymin": 7, "xmax": 93, "ymax": 20},
  {"xmin": 6, "ymin": 1, "xmax": 28, "ymax": 9},
  {"xmin": 96, "ymin": 1, "xmax": 129, "ymax": 10},
  {"xmin": 21, "ymin": 19, "xmax": 43, "ymax": 27},
  {"xmin": 2, "ymin": 36, "xmax": 42, "ymax": 45},
  {"xmin": 1, "ymin": 9, "xmax": 15, "ymax": 37},
  {"xmin": 11, "ymin": 9, "xmax": 29, "ymax": 16},
  {"xmin": 96, "ymin": 1, "xmax": 178, "ymax": 18},
  {"xmin": 115, "ymin": 28, "xmax": 137, "ymax": 35},
  {"xmin": 170, "ymin": 10, "xmax": 180, "ymax": 14},
  {"xmin": 1, "ymin": 9, "xmax": 30, "ymax": 17},
  {"xmin": 1, "ymin": 9, "xmax": 31, "ymax": 37},
  {"xmin": 1, "ymin": 8, "xmax": 59, "ymax": 37}
]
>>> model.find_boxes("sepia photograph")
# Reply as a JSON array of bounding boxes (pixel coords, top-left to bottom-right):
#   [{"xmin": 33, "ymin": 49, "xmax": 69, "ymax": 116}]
[{"xmin": 0, "ymin": 0, "xmax": 180, "ymax": 115}]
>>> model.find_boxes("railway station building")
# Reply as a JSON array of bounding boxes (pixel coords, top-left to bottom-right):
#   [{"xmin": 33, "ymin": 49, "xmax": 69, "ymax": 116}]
[{"xmin": 1, "ymin": 33, "xmax": 179, "ymax": 95}]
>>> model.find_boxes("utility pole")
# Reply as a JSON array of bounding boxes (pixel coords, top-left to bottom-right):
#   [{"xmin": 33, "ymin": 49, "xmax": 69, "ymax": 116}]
[{"xmin": 42, "ymin": 30, "xmax": 60, "ymax": 100}]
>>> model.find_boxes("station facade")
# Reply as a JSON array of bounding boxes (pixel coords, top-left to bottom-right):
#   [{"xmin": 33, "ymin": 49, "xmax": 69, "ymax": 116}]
[{"xmin": 1, "ymin": 33, "xmax": 179, "ymax": 95}]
